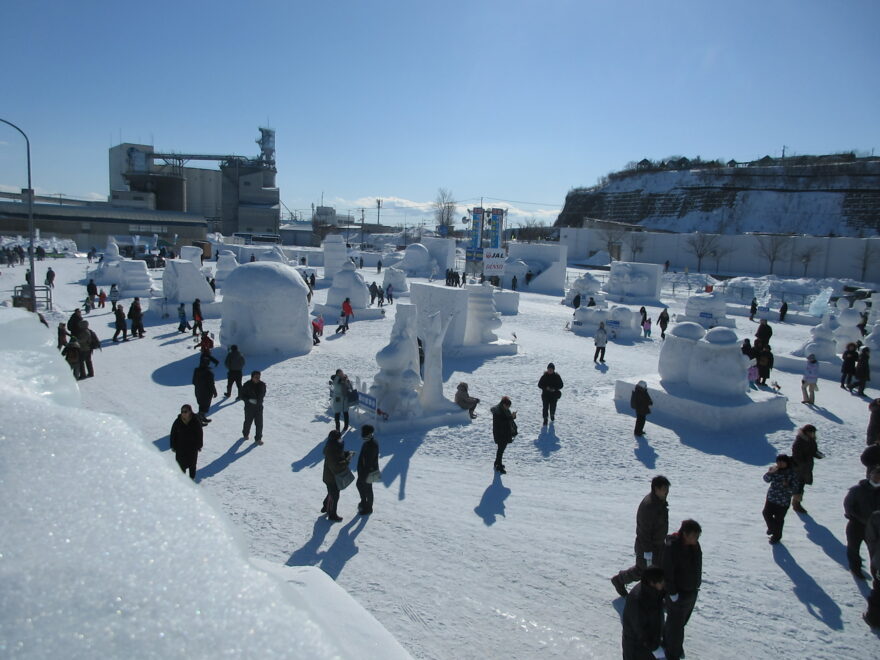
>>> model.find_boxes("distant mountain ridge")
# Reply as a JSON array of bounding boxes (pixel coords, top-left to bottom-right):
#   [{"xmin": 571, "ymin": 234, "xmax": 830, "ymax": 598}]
[{"xmin": 555, "ymin": 155, "xmax": 880, "ymax": 237}]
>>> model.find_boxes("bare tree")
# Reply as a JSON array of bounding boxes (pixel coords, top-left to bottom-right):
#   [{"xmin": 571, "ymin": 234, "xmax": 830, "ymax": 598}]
[
  {"xmin": 623, "ymin": 231, "xmax": 647, "ymax": 261},
  {"xmin": 793, "ymin": 245, "xmax": 824, "ymax": 276},
  {"xmin": 515, "ymin": 217, "xmax": 547, "ymax": 243},
  {"xmin": 683, "ymin": 232, "xmax": 721, "ymax": 272},
  {"xmin": 597, "ymin": 227, "xmax": 626, "ymax": 261},
  {"xmin": 754, "ymin": 234, "xmax": 791, "ymax": 274},
  {"xmin": 711, "ymin": 243, "xmax": 738, "ymax": 272},
  {"xmin": 432, "ymin": 188, "xmax": 456, "ymax": 235},
  {"xmin": 859, "ymin": 241, "xmax": 880, "ymax": 281}
]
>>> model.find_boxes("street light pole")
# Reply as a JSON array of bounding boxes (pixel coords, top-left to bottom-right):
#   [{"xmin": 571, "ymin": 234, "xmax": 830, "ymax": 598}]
[{"xmin": 0, "ymin": 118, "xmax": 36, "ymax": 304}]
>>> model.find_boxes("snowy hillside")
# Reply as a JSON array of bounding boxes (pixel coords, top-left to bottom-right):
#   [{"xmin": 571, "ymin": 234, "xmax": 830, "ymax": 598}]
[{"xmin": 1, "ymin": 254, "xmax": 879, "ymax": 659}]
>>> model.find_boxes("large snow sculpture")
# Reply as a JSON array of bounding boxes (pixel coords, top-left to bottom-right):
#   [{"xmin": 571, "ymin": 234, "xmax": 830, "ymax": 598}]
[
  {"xmin": 795, "ymin": 314, "xmax": 837, "ymax": 360},
  {"xmin": 421, "ymin": 237, "xmax": 456, "ymax": 273},
  {"xmin": 418, "ymin": 311, "xmax": 456, "ymax": 412},
  {"xmin": 220, "ymin": 262, "xmax": 312, "ymax": 355},
  {"xmin": 326, "ymin": 261, "xmax": 370, "ymax": 310},
  {"xmin": 322, "ymin": 234, "xmax": 348, "ymax": 281},
  {"xmin": 687, "ymin": 327, "xmax": 748, "ymax": 396},
  {"xmin": 214, "ymin": 251, "xmax": 239, "ymax": 286},
  {"xmin": 565, "ymin": 272, "xmax": 605, "ymax": 308},
  {"xmin": 397, "ymin": 243, "xmax": 433, "ymax": 277},
  {"xmin": 463, "ymin": 283, "xmax": 502, "ymax": 345},
  {"xmin": 677, "ymin": 292, "xmax": 735, "ymax": 328},
  {"xmin": 572, "ymin": 305, "xmax": 641, "ymax": 340},
  {"xmin": 162, "ymin": 259, "xmax": 215, "ymax": 304},
  {"xmin": 410, "ymin": 283, "xmax": 469, "ymax": 350},
  {"xmin": 833, "ymin": 299, "xmax": 863, "ymax": 354},
  {"xmin": 382, "ymin": 267, "xmax": 408, "ymax": 294},
  {"xmin": 179, "ymin": 246, "xmax": 204, "ymax": 263},
  {"xmin": 604, "ymin": 262, "xmax": 662, "ymax": 301},
  {"xmin": 505, "ymin": 243, "xmax": 567, "ymax": 295},
  {"xmin": 90, "ymin": 239, "xmax": 152, "ymax": 296},
  {"xmin": 658, "ymin": 322, "xmax": 706, "ymax": 384},
  {"xmin": 369, "ymin": 304, "xmax": 423, "ymax": 420}
]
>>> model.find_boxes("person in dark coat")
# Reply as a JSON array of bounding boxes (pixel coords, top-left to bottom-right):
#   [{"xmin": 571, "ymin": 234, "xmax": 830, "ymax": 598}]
[
  {"xmin": 128, "ymin": 297, "xmax": 145, "ymax": 338},
  {"xmin": 86, "ymin": 278, "xmax": 98, "ymax": 303},
  {"xmin": 322, "ymin": 429, "xmax": 353, "ymax": 522},
  {"xmin": 658, "ymin": 308, "xmax": 670, "ymax": 339},
  {"xmin": 454, "ymin": 382, "xmax": 480, "ymax": 419},
  {"xmin": 790, "ymin": 424, "xmax": 824, "ymax": 514},
  {"xmin": 356, "ymin": 424, "xmax": 380, "ymax": 515},
  {"xmin": 861, "ymin": 437, "xmax": 880, "ymax": 479},
  {"xmin": 749, "ymin": 297, "xmax": 757, "ymax": 321},
  {"xmin": 112, "ymin": 304, "xmax": 128, "ymax": 341},
  {"xmin": 177, "ymin": 303, "xmax": 191, "ymax": 333},
  {"xmin": 841, "ymin": 342, "xmax": 859, "ymax": 389},
  {"xmin": 169, "ymin": 404, "xmax": 203, "ymax": 480},
  {"xmin": 630, "ymin": 380, "xmax": 653, "ymax": 436},
  {"xmin": 61, "ymin": 337, "xmax": 82, "ymax": 379},
  {"xmin": 867, "ymin": 398, "xmax": 880, "ymax": 446},
  {"xmin": 755, "ymin": 318, "xmax": 772, "ymax": 345},
  {"xmin": 191, "ymin": 360, "xmax": 217, "ymax": 425},
  {"xmin": 538, "ymin": 363, "xmax": 563, "ymax": 426},
  {"xmin": 756, "ymin": 344, "xmax": 774, "ymax": 385},
  {"xmin": 223, "ymin": 345, "xmax": 246, "ymax": 398},
  {"xmin": 368, "ymin": 282, "xmax": 379, "ymax": 306},
  {"xmin": 44, "ymin": 267, "xmax": 55, "ymax": 288},
  {"xmin": 763, "ymin": 454, "xmax": 800, "ymax": 544},
  {"xmin": 490, "ymin": 396, "xmax": 517, "ymax": 474},
  {"xmin": 57, "ymin": 323, "xmax": 69, "ymax": 350},
  {"xmin": 240, "ymin": 371, "xmax": 266, "ymax": 445},
  {"xmin": 586, "ymin": 296, "xmax": 596, "ymax": 307},
  {"xmin": 863, "ymin": 510, "xmax": 880, "ymax": 628},
  {"xmin": 191, "ymin": 299, "xmax": 203, "ymax": 336},
  {"xmin": 511, "ymin": 275, "xmax": 518, "ymax": 291},
  {"xmin": 621, "ymin": 567, "xmax": 666, "ymax": 660},
  {"xmin": 75, "ymin": 321, "xmax": 101, "ymax": 379},
  {"xmin": 844, "ymin": 466, "xmax": 880, "ymax": 579},
  {"xmin": 741, "ymin": 338, "xmax": 753, "ymax": 358},
  {"xmin": 571, "ymin": 293, "xmax": 581, "ymax": 310},
  {"xmin": 778, "ymin": 301, "xmax": 788, "ymax": 322},
  {"xmin": 662, "ymin": 519, "xmax": 702, "ymax": 660},
  {"xmin": 612, "ymin": 476, "xmax": 670, "ymax": 596},
  {"xmin": 851, "ymin": 347, "xmax": 871, "ymax": 396},
  {"xmin": 67, "ymin": 308, "xmax": 84, "ymax": 335}
]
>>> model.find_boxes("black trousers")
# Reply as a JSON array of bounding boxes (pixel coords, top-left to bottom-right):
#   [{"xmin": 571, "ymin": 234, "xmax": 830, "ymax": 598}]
[
  {"xmin": 846, "ymin": 518, "xmax": 866, "ymax": 570},
  {"xmin": 192, "ymin": 320, "xmax": 203, "ymax": 335},
  {"xmin": 243, "ymin": 403, "xmax": 263, "ymax": 441},
  {"xmin": 78, "ymin": 352, "xmax": 94, "ymax": 378},
  {"xmin": 664, "ymin": 591, "xmax": 698, "ymax": 660},
  {"xmin": 196, "ymin": 396, "xmax": 212, "ymax": 417},
  {"xmin": 175, "ymin": 452, "xmax": 197, "ymax": 480},
  {"xmin": 541, "ymin": 394, "xmax": 558, "ymax": 421},
  {"xmin": 226, "ymin": 370, "xmax": 242, "ymax": 396},
  {"xmin": 356, "ymin": 478, "xmax": 374, "ymax": 512},
  {"xmin": 494, "ymin": 441, "xmax": 509, "ymax": 467},
  {"xmin": 763, "ymin": 499, "xmax": 789, "ymax": 540},
  {"xmin": 594, "ymin": 346, "xmax": 605, "ymax": 361},
  {"xmin": 634, "ymin": 414, "xmax": 647, "ymax": 435},
  {"xmin": 112, "ymin": 324, "xmax": 127, "ymax": 341},
  {"xmin": 334, "ymin": 411, "xmax": 350, "ymax": 431}
]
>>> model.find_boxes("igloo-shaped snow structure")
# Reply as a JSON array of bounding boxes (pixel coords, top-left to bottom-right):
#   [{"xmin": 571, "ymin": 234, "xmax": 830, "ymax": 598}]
[
  {"xmin": 220, "ymin": 262, "xmax": 312, "ymax": 355},
  {"xmin": 382, "ymin": 267, "xmax": 408, "ymax": 294},
  {"xmin": 464, "ymin": 282, "xmax": 502, "ymax": 345},
  {"xmin": 214, "ymin": 251, "xmax": 239, "ymax": 286},
  {"xmin": 396, "ymin": 244, "xmax": 432, "ymax": 277},
  {"xmin": 162, "ymin": 259, "xmax": 215, "ymax": 304},
  {"xmin": 564, "ymin": 272, "xmax": 606, "ymax": 308},
  {"xmin": 604, "ymin": 261, "xmax": 662, "ymax": 301},
  {"xmin": 572, "ymin": 305, "xmax": 641, "ymax": 340},
  {"xmin": 322, "ymin": 234, "xmax": 348, "ymax": 281},
  {"xmin": 676, "ymin": 292, "xmax": 735, "ymax": 328}
]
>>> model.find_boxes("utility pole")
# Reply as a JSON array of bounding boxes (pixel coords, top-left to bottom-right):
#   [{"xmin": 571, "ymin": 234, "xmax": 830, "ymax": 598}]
[
  {"xmin": 360, "ymin": 208, "xmax": 365, "ymax": 248},
  {"xmin": 376, "ymin": 198, "xmax": 382, "ymax": 226}
]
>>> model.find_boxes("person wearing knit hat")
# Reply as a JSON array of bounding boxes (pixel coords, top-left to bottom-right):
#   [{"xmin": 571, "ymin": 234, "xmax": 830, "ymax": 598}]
[{"xmin": 538, "ymin": 363, "xmax": 564, "ymax": 426}]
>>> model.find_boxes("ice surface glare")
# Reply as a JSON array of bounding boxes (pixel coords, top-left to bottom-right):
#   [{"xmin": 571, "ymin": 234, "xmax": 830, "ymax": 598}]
[{"xmin": 0, "ymin": 329, "xmax": 341, "ymax": 658}]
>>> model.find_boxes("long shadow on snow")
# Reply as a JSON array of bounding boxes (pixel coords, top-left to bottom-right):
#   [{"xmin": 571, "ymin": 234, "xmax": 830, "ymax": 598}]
[
  {"xmin": 772, "ymin": 543, "xmax": 843, "ymax": 630},
  {"xmin": 633, "ymin": 434, "xmax": 658, "ymax": 469},
  {"xmin": 151, "ymin": 352, "xmax": 292, "ymax": 387},
  {"xmin": 534, "ymin": 425, "xmax": 561, "ymax": 458},
  {"xmin": 796, "ymin": 514, "xmax": 851, "ymax": 572},
  {"xmin": 802, "ymin": 405, "xmax": 844, "ymax": 424},
  {"xmin": 197, "ymin": 437, "xmax": 258, "ymax": 481},
  {"xmin": 613, "ymin": 400, "xmax": 790, "ymax": 466},
  {"xmin": 474, "ymin": 472, "xmax": 511, "ymax": 525},
  {"xmin": 286, "ymin": 515, "xmax": 369, "ymax": 580},
  {"xmin": 291, "ymin": 436, "xmax": 326, "ymax": 472},
  {"xmin": 377, "ymin": 429, "xmax": 427, "ymax": 501}
]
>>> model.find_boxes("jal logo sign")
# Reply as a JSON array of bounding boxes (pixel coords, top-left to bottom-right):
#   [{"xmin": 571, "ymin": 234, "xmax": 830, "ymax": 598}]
[{"xmin": 482, "ymin": 248, "xmax": 506, "ymax": 274}]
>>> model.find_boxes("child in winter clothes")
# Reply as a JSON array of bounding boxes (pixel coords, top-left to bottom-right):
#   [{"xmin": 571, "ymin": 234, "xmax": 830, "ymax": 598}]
[
  {"xmin": 455, "ymin": 382, "xmax": 481, "ymax": 419},
  {"xmin": 177, "ymin": 303, "xmax": 191, "ymax": 333},
  {"xmin": 642, "ymin": 317, "xmax": 652, "ymax": 338},
  {"xmin": 747, "ymin": 359, "xmax": 759, "ymax": 390},
  {"xmin": 61, "ymin": 338, "xmax": 81, "ymax": 379},
  {"xmin": 801, "ymin": 354, "xmax": 820, "ymax": 404},
  {"xmin": 762, "ymin": 454, "xmax": 801, "ymax": 544}
]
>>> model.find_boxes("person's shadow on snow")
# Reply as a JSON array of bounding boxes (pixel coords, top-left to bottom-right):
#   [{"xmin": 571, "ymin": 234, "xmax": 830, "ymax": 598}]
[
  {"xmin": 153, "ymin": 435, "xmax": 171, "ymax": 452},
  {"xmin": 291, "ymin": 437, "xmax": 327, "ymax": 472},
  {"xmin": 534, "ymin": 426, "xmax": 561, "ymax": 457},
  {"xmin": 287, "ymin": 517, "xmax": 333, "ymax": 568},
  {"xmin": 378, "ymin": 431, "xmax": 425, "ymax": 501},
  {"xmin": 634, "ymin": 434, "xmax": 658, "ymax": 469},
  {"xmin": 474, "ymin": 472, "xmax": 511, "ymax": 526},
  {"xmin": 804, "ymin": 406, "xmax": 844, "ymax": 424},
  {"xmin": 319, "ymin": 515, "xmax": 369, "ymax": 579},
  {"xmin": 197, "ymin": 437, "xmax": 258, "ymax": 481},
  {"xmin": 594, "ymin": 362, "xmax": 609, "ymax": 374},
  {"xmin": 800, "ymin": 515, "xmax": 850, "ymax": 571},
  {"xmin": 772, "ymin": 543, "xmax": 843, "ymax": 630}
]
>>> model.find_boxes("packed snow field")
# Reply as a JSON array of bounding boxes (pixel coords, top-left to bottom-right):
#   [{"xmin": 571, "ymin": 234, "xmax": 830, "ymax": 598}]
[{"xmin": 3, "ymin": 254, "xmax": 879, "ymax": 659}]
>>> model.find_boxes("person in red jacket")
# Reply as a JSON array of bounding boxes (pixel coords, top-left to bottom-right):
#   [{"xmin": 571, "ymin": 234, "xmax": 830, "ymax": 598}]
[{"xmin": 336, "ymin": 298, "xmax": 354, "ymax": 334}]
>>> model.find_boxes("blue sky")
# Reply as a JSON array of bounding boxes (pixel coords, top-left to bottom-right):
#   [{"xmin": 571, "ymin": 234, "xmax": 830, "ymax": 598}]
[{"xmin": 1, "ymin": 0, "xmax": 878, "ymax": 227}]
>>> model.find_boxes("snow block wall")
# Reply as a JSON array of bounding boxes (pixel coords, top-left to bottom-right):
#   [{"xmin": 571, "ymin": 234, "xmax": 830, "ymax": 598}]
[
  {"xmin": 179, "ymin": 245, "xmax": 203, "ymax": 263},
  {"xmin": 678, "ymin": 292, "xmax": 734, "ymax": 328},
  {"xmin": 162, "ymin": 259, "xmax": 216, "ymax": 304},
  {"xmin": 572, "ymin": 305, "xmax": 641, "ymax": 340},
  {"xmin": 221, "ymin": 262, "xmax": 312, "ymax": 355},
  {"xmin": 506, "ymin": 243, "xmax": 567, "ymax": 295},
  {"xmin": 604, "ymin": 262, "xmax": 662, "ymax": 301},
  {"xmin": 410, "ymin": 283, "xmax": 470, "ymax": 350},
  {"xmin": 382, "ymin": 267, "xmax": 408, "ymax": 294},
  {"xmin": 421, "ymin": 237, "xmax": 456, "ymax": 272}
]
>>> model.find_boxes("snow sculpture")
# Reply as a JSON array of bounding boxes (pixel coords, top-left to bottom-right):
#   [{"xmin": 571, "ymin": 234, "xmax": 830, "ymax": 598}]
[
  {"xmin": 326, "ymin": 261, "xmax": 370, "ymax": 311},
  {"xmin": 180, "ymin": 246, "xmax": 203, "ymax": 263},
  {"xmin": 604, "ymin": 262, "xmax": 662, "ymax": 301},
  {"xmin": 220, "ymin": 262, "xmax": 312, "ymax": 355},
  {"xmin": 796, "ymin": 314, "xmax": 837, "ymax": 361},
  {"xmin": 214, "ymin": 251, "xmax": 239, "ymax": 286},
  {"xmin": 421, "ymin": 237, "xmax": 456, "ymax": 272},
  {"xmin": 382, "ymin": 267, "xmax": 408, "ymax": 294},
  {"xmin": 572, "ymin": 305, "xmax": 641, "ymax": 340},
  {"xmin": 162, "ymin": 259, "xmax": 215, "ymax": 304},
  {"xmin": 369, "ymin": 304, "xmax": 423, "ymax": 419},
  {"xmin": 687, "ymin": 327, "xmax": 748, "ymax": 396},
  {"xmin": 322, "ymin": 234, "xmax": 348, "ymax": 281},
  {"xmin": 418, "ymin": 311, "xmax": 455, "ymax": 411},
  {"xmin": 463, "ymin": 283, "xmax": 502, "ymax": 345},
  {"xmin": 259, "ymin": 245, "xmax": 289, "ymax": 264},
  {"xmin": 659, "ymin": 322, "xmax": 706, "ymax": 384},
  {"xmin": 397, "ymin": 243, "xmax": 432, "ymax": 277},
  {"xmin": 92, "ymin": 244, "xmax": 153, "ymax": 296},
  {"xmin": 505, "ymin": 243, "xmax": 567, "ymax": 295},
  {"xmin": 865, "ymin": 324, "xmax": 880, "ymax": 353},
  {"xmin": 410, "ymin": 283, "xmax": 469, "ymax": 349},
  {"xmin": 833, "ymin": 299, "xmax": 863, "ymax": 354},
  {"xmin": 808, "ymin": 287, "xmax": 834, "ymax": 317},
  {"xmin": 677, "ymin": 292, "xmax": 735, "ymax": 328},
  {"xmin": 564, "ymin": 272, "xmax": 605, "ymax": 308},
  {"xmin": 502, "ymin": 258, "xmax": 529, "ymax": 289}
]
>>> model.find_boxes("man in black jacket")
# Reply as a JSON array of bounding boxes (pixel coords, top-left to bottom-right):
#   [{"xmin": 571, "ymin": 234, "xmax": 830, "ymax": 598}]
[
  {"xmin": 621, "ymin": 567, "xmax": 665, "ymax": 660},
  {"xmin": 612, "ymin": 476, "xmax": 670, "ymax": 597},
  {"xmin": 170, "ymin": 404, "xmax": 203, "ymax": 480},
  {"xmin": 192, "ymin": 359, "xmax": 217, "ymax": 425},
  {"xmin": 538, "ymin": 363, "xmax": 563, "ymax": 426},
  {"xmin": 662, "ymin": 519, "xmax": 702, "ymax": 660},
  {"xmin": 490, "ymin": 396, "xmax": 517, "ymax": 474},
  {"xmin": 241, "ymin": 371, "xmax": 267, "ymax": 445},
  {"xmin": 356, "ymin": 424, "xmax": 380, "ymax": 515},
  {"xmin": 844, "ymin": 466, "xmax": 880, "ymax": 579},
  {"xmin": 223, "ymin": 345, "xmax": 246, "ymax": 398}
]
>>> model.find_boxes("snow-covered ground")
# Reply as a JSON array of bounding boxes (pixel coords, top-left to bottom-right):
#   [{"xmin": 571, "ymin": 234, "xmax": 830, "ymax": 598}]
[{"xmin": 2, "ymin": 255, "xmax": 878, "ymax": 659}]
